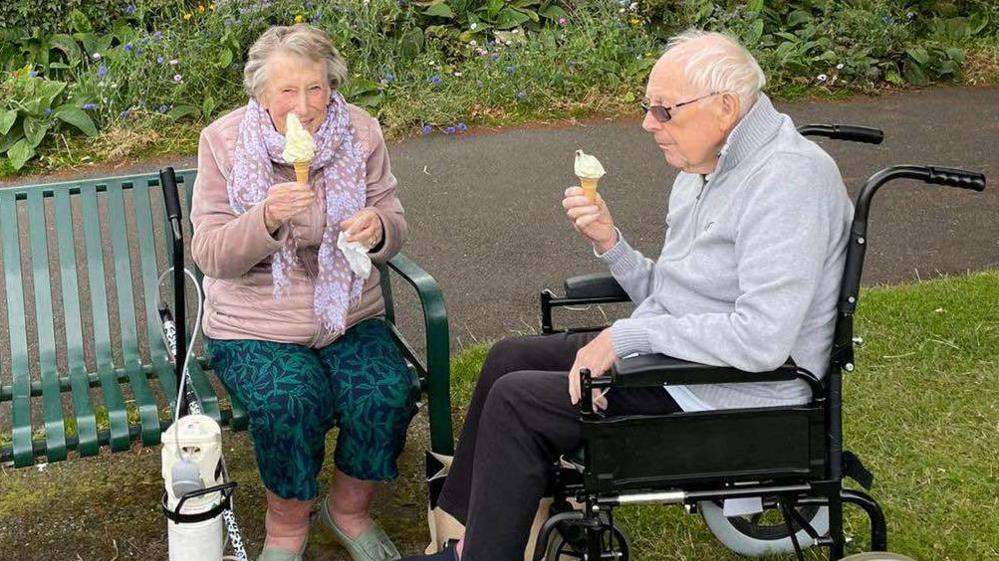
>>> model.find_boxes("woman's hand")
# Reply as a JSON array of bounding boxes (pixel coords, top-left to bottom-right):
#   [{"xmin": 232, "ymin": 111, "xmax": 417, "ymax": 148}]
[
  {"xmin": 562, "ymin": 186, "xmax": 617, "ymax": 254},
  {"xmin": 263, "ymin": 182, "xmax": 316, "ymax": 234},
  {"xmin": 340, "ymin": 209, "xmax": 384, "ymax": 250}
]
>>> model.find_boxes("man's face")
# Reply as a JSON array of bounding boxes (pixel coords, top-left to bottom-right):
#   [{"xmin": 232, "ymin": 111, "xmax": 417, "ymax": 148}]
[{"xmin": 642, "ymin": 59, "xmax": 730, "ymax": 174}]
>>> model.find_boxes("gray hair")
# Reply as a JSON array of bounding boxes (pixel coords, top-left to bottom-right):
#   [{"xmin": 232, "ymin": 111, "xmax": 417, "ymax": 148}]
[
  {"xmin": 243, "ymin": 24, "xmax": 348, "ymax": 99},
  {"xmin": 664, "ymin": 29, "xmax": 766, "ymax": 114}
]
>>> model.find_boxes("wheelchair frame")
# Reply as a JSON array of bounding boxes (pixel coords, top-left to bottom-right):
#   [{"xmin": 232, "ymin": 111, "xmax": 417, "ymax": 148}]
[{"xmin": 532, "ymin": 126, "xmax": 986, "ymax": 561}]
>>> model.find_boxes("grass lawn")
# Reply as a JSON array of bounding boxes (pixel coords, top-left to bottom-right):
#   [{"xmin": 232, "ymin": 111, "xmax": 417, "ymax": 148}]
[{"xmin": 0, "ymin": 270, "xmax": 995, "ymax": 560}]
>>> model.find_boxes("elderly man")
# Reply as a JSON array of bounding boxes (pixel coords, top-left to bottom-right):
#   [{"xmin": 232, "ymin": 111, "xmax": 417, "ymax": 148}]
[{"xmin": 402, "ymin": 30, "xmax": 853, "ymax": 561}]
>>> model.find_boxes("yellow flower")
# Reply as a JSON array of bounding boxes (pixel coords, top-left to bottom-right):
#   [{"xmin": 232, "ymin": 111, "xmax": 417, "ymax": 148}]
[
  {"xmin": 209, "ymin": 3, "xmax": 216, "ymax": 10},
  {"xmin": 197, "ymin": 4, "xmax": 205, "ymax": 13},
  {"xmin": 628, "ymin": 17, "xmax": 642, "ymax": 26},
  {"xmin": 295, "ymin": 14, "xmax": 304, "ymax": 23},
  {"xmin": 183, "ymin": 12, "xmax": 192, "ymax": 20}
]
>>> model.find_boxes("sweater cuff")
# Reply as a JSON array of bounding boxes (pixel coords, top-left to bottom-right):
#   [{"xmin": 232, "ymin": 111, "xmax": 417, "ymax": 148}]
[
  {"xmin": 596, "ymin": 229, "xmax": 644, "ymax": 278},
  {"xmin": 611, "ymin": 318, "xmax": 653, "ymax": 357}
]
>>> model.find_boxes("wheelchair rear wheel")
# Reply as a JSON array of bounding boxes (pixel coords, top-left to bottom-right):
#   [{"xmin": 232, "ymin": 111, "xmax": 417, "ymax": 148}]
[
  {"xmin": 700, "ymin": 500, "xmax": 829, "ymax": 556},
  {"xmin": 543, "ymin": 521, "xmax": 631, "ymax": 561}
]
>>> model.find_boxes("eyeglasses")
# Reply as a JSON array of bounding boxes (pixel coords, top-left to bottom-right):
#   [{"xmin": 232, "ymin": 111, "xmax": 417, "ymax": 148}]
[{"xmin": 641, "ymin": 92, "xmax": 720, "ymax": 123}]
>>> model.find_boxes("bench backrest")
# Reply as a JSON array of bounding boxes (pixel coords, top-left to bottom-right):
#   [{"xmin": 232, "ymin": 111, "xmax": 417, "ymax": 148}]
[{"xmin": 0, "ymin": 170, "xmax": 197, "ymax": 465}]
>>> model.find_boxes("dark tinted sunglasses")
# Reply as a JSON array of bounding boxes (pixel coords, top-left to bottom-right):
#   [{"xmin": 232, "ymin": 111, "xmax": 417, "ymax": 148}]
[{"xmin": 641, "ymin": 91, "xmax": 720, "ymax": 123}]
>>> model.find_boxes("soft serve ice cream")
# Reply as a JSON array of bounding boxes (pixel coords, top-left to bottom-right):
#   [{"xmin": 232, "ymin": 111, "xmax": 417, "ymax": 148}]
[
  {"xmin": 282, "ymin": 113, "xmax": 315, "ymax": 184},
  {"xmin": 574, "ymin": 150, "xmax": 606, "ymax": 203}
]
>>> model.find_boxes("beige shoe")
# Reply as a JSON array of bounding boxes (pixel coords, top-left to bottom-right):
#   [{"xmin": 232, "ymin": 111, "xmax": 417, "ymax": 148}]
[{"xmin": 319, "ymin": 496, "xmax": 401, "ymax": 561}]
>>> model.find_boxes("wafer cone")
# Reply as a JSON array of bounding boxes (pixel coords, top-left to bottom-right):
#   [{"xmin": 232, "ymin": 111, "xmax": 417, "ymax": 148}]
[
  {"xmin": 579, "ymin": 176, "xmax": 600, "ymax": 203},
  {"xmin": 294, "ymin": 161, "xmax": 310, "ymax": 185}
]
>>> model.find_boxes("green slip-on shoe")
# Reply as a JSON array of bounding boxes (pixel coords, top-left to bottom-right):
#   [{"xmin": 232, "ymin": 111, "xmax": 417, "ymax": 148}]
[{"xmin": 319, "ymin": 496, "xmax": 401, "ymax": 561}]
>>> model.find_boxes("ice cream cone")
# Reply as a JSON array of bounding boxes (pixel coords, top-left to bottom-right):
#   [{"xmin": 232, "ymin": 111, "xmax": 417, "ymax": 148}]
[
  {"xmin": 579, "ymin": 176, "xmax": 600, "ymax": 203},
  {"xmin": 294, "ymin": 161, "xmax": 310, "ymax": 185}
]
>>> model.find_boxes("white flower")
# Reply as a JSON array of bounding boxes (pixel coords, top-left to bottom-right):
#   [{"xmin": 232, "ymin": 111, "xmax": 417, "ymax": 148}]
[
  {"xmin": 469, "ymin": 40, "xmax": 477, "ymax": 47},
  {"xmin": 169, "ymin": 59, "xmax": 179, "ymax": 65},
  {"xmin": 470, "ymin": 23, "xmax": 477, "ymax": 30},
  {"xmin": 453, "ymin": 71, "xmax": 462, "ymax": 77},
  {"xmin": 817, "ymin": 73, "xmax": 828, "ymax": 82},
  {"xmin": 512, "ymin": 29, "xmax": 519, "ymax": 34},
  {"xmin": 629, "ymin": 2, "xmax": 638, "ymax": 10},
  {"xmin": 92, "ymin": 53, "xmax": 102, "ymax": 60},
  {"xmin": 619, "ymin": 7, "xmax": 626, "ymax": 13},
  {"xmin": 836, "ymin": 63, "xmax": 844, "ymax": 70}
]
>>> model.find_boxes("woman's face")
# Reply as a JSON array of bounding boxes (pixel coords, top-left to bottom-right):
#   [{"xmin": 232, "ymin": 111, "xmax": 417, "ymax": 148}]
[{"xmin": 259, "ymin": 52, "xmax": 330, "ymax": 135}]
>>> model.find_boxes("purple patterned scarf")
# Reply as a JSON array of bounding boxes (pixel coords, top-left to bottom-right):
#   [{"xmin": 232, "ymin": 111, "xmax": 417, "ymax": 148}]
[{"xmin": 226, "ymin": 91, "xmax": 365, "ymax": 334}]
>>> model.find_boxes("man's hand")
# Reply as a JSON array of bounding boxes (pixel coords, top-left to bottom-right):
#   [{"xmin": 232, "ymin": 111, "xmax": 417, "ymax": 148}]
[
  {"xmin": 568, "ymin": 328, "xmax": 617, "ymax": 411},
  {"xmin": 562, "ymin": 186, "xmax": 617, "ymax": 254},
  {"xmin": 339, "ymin": 209, "xmax": 384, "ymax": 250},
  {"xmin": 263, "ymin": 182, "xmax": 317, "ymax": 234}
]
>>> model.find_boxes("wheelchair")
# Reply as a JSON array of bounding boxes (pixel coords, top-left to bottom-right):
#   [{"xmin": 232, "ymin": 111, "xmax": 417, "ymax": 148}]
[{"xmin": 530, "ymin": 124, "xmax": 987, "ymax": 561}]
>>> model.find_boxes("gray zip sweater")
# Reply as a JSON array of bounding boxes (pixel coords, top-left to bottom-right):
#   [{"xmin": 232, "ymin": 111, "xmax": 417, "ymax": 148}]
[{"xmin": 602, "ymin": 94, "xmax": 853, "ymax": 409}]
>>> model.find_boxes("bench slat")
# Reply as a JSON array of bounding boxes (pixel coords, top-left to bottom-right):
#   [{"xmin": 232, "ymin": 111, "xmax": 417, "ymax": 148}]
[
  {"xmin": 106, "ymin": 182, "xmax": 161, "ymax": 445},
  {"xmin": 1, "ymin": 191, "xmax": 35, "ymax": 467},
  {"xmin": 80, "ymin": 184, "xmax": 131, "ymax": 451},
  {"xmin": 27, "ymin": 191, "xmax": 68, "ymax": 462},
  {"xmin": 132, "ymin": 181, "xmax": 178, "ymax": 407},
  {"xmin": 54, "ymin": 189, "xmax": 99, "ymax": 457}
]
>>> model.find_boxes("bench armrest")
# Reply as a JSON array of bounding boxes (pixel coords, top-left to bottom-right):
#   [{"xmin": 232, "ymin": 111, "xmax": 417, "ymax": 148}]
[
  {"xmin": 609, "ymin": 354, "xmax": 822, "ymax": 398},
  {"xmin": 564, "ymin": 272, "xmax": 628, "ymax": 301}
]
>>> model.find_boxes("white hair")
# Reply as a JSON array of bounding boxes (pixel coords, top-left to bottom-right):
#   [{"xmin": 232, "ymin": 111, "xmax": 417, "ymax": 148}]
[
  {"xmin": 243, "ymin": 24, "xmax": 348, "ymax": 100},
  {"xmin": 664, "ymin": 29, "xmax": 766, "ymax": 114}
]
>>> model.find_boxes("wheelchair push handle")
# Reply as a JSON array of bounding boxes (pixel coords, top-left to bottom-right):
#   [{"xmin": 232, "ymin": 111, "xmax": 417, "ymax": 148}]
[
  {"xmin": 797, "ymin": 124, "xmax": 884, "ymax": 145},
  {"xmin": 925, "ymin": 166, "xmax": 986, "ymax": 191},
  {"xmin": 161, "ymin": 166, "xmax": 183, "ymax": 225}
]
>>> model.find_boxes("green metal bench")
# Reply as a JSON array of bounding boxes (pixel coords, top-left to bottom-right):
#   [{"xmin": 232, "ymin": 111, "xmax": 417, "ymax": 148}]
[{"xmin": 0, "ymin": 169, "xmax": 453, "ymax": 467}]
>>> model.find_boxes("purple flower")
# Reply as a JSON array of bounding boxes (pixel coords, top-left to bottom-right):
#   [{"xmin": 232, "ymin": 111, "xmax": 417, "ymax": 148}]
[
  {"xmin": 124, "ymin": 4, "xmax": 136, "ymax": 14},
  {"xmin": 124, "ymin": 43, "xmax": 133, "ymax": 52},
  {"xmin": 153, "ymin": 32, "xmax": 163, "ymax": 39},
  {"xmin": 421, "ymin": 124, "xmax": 432, "ymax": 135},
  {"xmin": 517, "ymin": 90, "xmax": 527, "ymax": 99},
  {"xmin": 384, "ymin": 72, "xmax": 396, "ymax": 82},
  {"xmin": 310, "ymin": 14, "xmax": 321, "ymax": 23},
  {"xmin": 158, "ymin": 104, "xmax": 168, "ymax": 113},
  {"xmin": 304, "ymin": 1, "xmax": 314, "ymax": 8},
  {"xmin": 445, "ymin": 126, "xmax": 456, "ymax": 135},
  {"xmin": 506, "ymin": 65, "xmax": 515, "ymax": 75},
  {"xmin": 136, "ymin": 48, "xmax": 144, "ymax": 56},
  {"xmin": 97, "ymin": 64, "xmax": 108, "ymax": 78},
  {"xmin": 490, "ymin": 53, "xmax": 500, "ymax": 62},
  {"xmin": 430, "ymin": 74, "xmax": 442, "ymax": 85},
  {"xmin": 82, "ymin": 103, "xmax": 97, "ymax": 110},
  {"xmin": 173, "ymin": 74, "xmax": 183, "ymax": 83},
  {"xmin": 157, "ymin": 56, "xmax": 165, "ymax": 64},
  {"xmin": 44, "ymin": 108, "xmax": 53, "ymax": 117},
  {"xmin": 457, "ymin": 122, "xmax": 468, "ymax": 133},
  {"xmin": 119, "ymin": 109, "xmax": 130, "ymax": 119},
  {"xmin": 28, "ymin": 71, "xmax": 38, "ymax": 78}
]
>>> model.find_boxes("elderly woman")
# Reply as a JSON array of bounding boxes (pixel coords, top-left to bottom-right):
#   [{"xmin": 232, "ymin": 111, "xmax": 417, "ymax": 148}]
[{"xmin": 190, "ymin": 24, "xmax": 412, "ymax": 561}]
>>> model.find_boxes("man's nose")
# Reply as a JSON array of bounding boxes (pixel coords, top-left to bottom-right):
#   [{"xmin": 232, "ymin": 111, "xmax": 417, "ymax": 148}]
[{"xmin": 642, "ymin": 109, "xmax": 660, "ymax": 133}]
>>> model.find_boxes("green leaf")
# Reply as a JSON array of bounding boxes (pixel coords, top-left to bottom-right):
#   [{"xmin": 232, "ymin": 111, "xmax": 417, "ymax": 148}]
[
  {"xmin": 399, "ymin": 27, "xmax": 425, "ymax": 60},
  {"xmin": 945, "ymin": 47, "xmax": 965, "ymax": 63},
  {"xmin": 35, "ymin": 79, "xmax": 66, "ymax": 109},
  {"xmin": 218, "ymin": 48, "xmax": 233, "ymax": 69},
  {"xmin": 202, "ymin": 96, "xmax": 216, "ymax": 119},
  {"xmin": 166, "ymin": 104, "xmax": 198, "ymax": 122},
  {"xmin": 906, "ymin": 47, "xmax": 930, "ymax": 66},
  {"xmin": 351, "ymin": 90, "xmax": 384, "ymax": 109},
  {"xmin": 7, "ymin": 138, "xmax": 36, "ymax": 170},
  {"xmin": 74, "ymin": 33, "xmax": 99, "ymax": 56},
  {"xmin": 539, "ymin": 5, "xmax": 568, "ymax": 21},
  {"xmin": 495, "ymin": 7, "xmax": 532, "ymax": 29},
  {"xmin": 69, "ymin": 9, "xmax": 92, "ymax": 34},
  {"xmin": 22, "ymin": 116, "xmax": 48, "ymax": 148},
  {"xmin": 885, "ymin": 69, "xmax": 904, "ymax": 86},
  {"xmin": 968, "ymin": 12, "xmax": 988, "ymax": 35},
  {"xmin": 787, "ymin": 10, "xmax": 812, "ymax": 27},
  {"xmin": 902, "ymin": 61, "xmax": 929, "ymax": 86},
  {"xmin": 48, "ymin": 34, "xmax": 81, "ymax": 66},
  {"xmin": 748, "ymin": 19, "xmax": 765, "ymax": 43},
  {"xmin": 746, "ymin": 0, "xmax": 764, "ymax": 14},
  {"xmin": 0, "ymin": 109, "xmax": 17, "ymax": 136},
  {"xmin": 424, "ymin": 3, "xmax": 455, "ymax": 18},
  {"xmin": 53, "ymin": 105, "xmax": 98, "ymax": 136}
]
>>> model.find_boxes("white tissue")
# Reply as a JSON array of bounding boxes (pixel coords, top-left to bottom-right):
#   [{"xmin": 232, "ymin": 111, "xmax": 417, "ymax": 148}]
[{"xmin": 337, "ymin": 231, "xmax": 372, "ymax": 280}]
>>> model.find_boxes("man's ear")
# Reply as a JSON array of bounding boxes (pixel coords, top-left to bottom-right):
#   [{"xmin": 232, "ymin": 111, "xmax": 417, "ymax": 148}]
[{"xmin": 718, "ymin": 92, "xmax": 741, "ymax": 131}]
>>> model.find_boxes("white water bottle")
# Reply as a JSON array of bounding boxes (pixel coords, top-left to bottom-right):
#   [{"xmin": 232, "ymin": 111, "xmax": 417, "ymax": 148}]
[{"xmin": 162, "ymin": 414, "xmax": 225, "ymax": 561}]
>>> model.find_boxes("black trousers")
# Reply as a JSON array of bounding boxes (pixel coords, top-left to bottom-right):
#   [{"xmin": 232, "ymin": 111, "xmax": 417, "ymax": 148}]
[{"xmin": 436, "ymin": 331, "xmax": 681, "ymax": 561}]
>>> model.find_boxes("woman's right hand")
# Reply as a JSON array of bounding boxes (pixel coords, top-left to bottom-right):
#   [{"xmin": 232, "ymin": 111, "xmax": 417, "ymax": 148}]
[
  {"xmin": 263, "ymin": 182, "xmax": 316, "ymax": 234},
  {"xmin": 562, "ymin": 186, "xmax": 617, "ymax": 254}
]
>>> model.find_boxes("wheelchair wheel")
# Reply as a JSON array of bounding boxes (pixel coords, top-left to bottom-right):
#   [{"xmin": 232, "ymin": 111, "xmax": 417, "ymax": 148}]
[
  {"xmin": 699, "ymin": 500, "xmax": 829, "ymax": 556},
  {"xmin": 543, "ymin": 523, "xmax": 631, "ymax": 561}
]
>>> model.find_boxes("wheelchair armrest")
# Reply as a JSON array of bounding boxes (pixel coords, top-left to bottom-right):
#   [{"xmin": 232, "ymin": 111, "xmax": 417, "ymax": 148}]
[
  {"xmin": 564, "ymin": 272, "xmax": 629, "ymax": 301},
  {"xmin": 610, "ymin": 354, "xmax": 805, "ymax": 389}
]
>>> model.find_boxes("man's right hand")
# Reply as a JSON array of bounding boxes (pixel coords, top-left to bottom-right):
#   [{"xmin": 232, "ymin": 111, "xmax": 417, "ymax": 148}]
[
  {"xmin": 263, "ymin": 181, "xmax": 316, "ymax": 234},
  {"xmin": 562, "ymin": 186, "xmax": 617, "ymax": 253}
]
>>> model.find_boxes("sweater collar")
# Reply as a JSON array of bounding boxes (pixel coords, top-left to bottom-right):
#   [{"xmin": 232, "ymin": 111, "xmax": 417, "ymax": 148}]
[{"xmin": 712, "ymin": 93, "xmax": 784, "ymax": 176}]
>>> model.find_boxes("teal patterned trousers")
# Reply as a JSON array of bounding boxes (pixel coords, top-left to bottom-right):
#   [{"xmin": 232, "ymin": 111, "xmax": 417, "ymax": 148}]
[{"xmin": 206, "ymin": 319, "xmax": 418, "ymax": 500}]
